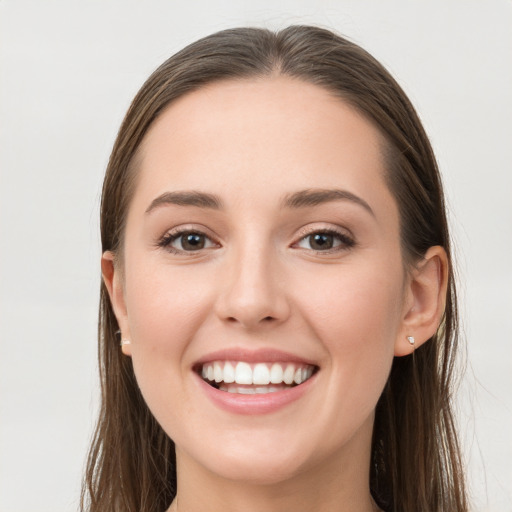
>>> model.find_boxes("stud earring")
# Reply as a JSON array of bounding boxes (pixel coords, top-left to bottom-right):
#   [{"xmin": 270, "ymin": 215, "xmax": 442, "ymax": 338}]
[
  {"xmin": 406, "ymin": 336, "xmax": 415, "ymax": 346},
  {"xmin": 120, "ymin": 339, "xmax": 131, "ymax": 347}
]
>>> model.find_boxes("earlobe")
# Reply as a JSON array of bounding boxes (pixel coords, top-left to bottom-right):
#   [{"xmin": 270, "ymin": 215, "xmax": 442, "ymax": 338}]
[
  {"xmin": 101, "ymin": 251, "xmax": 132, "ymax": 356},
  {"xmin": 395, "ymin": 246, "xmax": 449, "ymax": 357}
]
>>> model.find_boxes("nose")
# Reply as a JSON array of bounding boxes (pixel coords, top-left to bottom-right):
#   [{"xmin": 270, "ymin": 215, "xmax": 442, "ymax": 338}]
[{"xmin": 214, "ymin": 242, "xmax": 290, "ymax": 330}]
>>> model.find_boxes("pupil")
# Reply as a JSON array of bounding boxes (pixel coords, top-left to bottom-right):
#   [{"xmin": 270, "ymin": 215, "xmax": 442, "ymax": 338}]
[
  {"xmin": 310, "ymin": 233, "xmax": 333, "ymax": 250},
  {"xmin": 183, "ymin": 233, "xmax": 204, "ymax": 250}
]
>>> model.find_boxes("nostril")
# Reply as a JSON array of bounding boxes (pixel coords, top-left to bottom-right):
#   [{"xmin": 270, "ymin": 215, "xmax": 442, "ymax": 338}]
[{"xmin": 225, "ymin": 315, "xmax": 275, "ymax": 325}]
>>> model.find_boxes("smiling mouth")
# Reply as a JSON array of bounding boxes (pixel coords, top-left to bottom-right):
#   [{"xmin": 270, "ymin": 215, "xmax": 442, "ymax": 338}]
[{"xmin": 196, "ymin": 361, "xmax": 318, "ymax": 394}]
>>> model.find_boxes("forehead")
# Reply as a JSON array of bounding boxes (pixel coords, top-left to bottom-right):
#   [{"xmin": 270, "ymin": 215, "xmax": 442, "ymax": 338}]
[{"xmin": 132, "ymin": 77, "xmax": 396, "ymax": 221}]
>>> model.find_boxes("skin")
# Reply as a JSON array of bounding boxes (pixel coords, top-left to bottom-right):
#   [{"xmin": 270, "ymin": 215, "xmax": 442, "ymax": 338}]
[{"xmin": 103, "ymin": 77, "xmax": 448, "ymax": 512}]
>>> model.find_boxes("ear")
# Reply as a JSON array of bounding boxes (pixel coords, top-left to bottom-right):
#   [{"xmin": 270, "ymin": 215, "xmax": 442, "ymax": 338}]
[
  {"xmin": 101, "ymin": 251, "xmax": 132, "ymax": 357},
  {"xmin": 395, "ymin": 246, "xmax": 449, "ymax": 356}
]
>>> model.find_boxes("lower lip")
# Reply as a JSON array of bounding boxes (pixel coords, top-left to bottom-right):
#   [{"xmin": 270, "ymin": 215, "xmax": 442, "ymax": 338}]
[{"xmin": 195, "ymin": 372, "xmax": 317, "ymax": 415}]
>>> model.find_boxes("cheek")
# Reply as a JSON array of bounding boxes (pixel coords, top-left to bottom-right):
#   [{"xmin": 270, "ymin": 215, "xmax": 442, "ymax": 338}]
[
  {"xmin": 121, "ymin": 257, "xmax": 218, "ymax": 435},
  {"xmin": 122, "ymin": 255, "xmax": 216, "ymax": 401},
  {"xmin": 293, "ymin": 261, "xmax": 403, "ymax": 412},
  {"xmin": 124, "ymin": 255, "xmax": 212, "ymax": 346},
  {"xmin": 296, "ymin": 261, "xmax": 403, "ymax": 341}
]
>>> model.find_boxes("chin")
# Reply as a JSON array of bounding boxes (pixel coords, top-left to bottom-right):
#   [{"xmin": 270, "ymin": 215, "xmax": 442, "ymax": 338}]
[
  {"xmin": 207, "ymin": 455, "xmax": 309, "ymax": 486},
  {"xmin": 181, "ymin": 431, "xmax": 320, "ymax": 486}
]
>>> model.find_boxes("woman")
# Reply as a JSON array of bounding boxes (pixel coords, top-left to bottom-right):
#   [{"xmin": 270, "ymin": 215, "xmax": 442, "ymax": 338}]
[{"xmin": 82, "ymin": 26, "xmax": 468, "ymax": 512}]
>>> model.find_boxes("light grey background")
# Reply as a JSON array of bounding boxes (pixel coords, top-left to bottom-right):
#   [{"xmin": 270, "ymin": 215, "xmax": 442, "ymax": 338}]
[{"xmin": 1, "ymin": 1, "xmax": 511, "ymax": 511}]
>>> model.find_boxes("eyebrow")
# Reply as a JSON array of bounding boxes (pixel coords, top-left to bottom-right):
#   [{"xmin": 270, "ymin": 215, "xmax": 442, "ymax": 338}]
[
  {"xmin": 282, "ymin": 188, "xmax": 375, "ymax": 217},
  {"xmin": 145, "ymin": 191, "xmax": 224, "ymax": 214},
  {"xmin": 145, "ymin": 188, "xmax": 374, "ymax": 217}
]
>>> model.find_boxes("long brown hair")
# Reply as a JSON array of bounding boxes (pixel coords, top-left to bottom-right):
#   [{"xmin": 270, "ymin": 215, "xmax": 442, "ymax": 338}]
[{"xmin": 81, "ymin": 26, "xmax": 468, "ymax": 512}]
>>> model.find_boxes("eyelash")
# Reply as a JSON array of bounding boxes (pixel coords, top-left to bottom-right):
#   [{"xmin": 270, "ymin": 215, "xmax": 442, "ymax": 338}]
[{"xmin": 157, "ymin": 227, "xmax": 355, "ymax": 255}]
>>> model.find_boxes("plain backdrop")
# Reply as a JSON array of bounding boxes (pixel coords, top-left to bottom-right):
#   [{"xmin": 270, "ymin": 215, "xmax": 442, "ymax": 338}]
[{"xmin": 1, "ymin": 1, "xmax": 511, "ymax": 511}]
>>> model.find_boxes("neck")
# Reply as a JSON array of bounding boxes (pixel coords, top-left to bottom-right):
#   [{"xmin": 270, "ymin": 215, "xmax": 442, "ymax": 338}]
[{"xmin": 169, "ymin": 415, "xmax": 378, "ymax": 512}]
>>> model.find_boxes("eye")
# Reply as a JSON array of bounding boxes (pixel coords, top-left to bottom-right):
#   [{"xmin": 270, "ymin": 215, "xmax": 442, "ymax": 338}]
[
  {"xmin": 159, "ymin": 230, "xmax": 217, "ymax": 253},
  {"xmin": 295, "ymin": 229, "xmax": 355, "ymax": 252}
]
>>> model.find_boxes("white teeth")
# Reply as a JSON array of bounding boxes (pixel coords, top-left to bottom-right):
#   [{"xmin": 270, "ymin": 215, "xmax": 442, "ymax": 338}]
[
  {"xmin": 235, "ymin": 362, "xmax": 253, "ymax": 385},
  {"xmin": 283, "ymin": 364, "xmax": 295, "ymax": 385},
  {"xmin": 200, "ymin": 360, "xmax": 316, "ymax": 389},
  {"xmin": 252, "ymin": 363, "xmax": 270, "ymax": 385},
  {"xmin": 223, "ymin": 362, "xmax": 235, "ymax": 383},
  {"xmin": 237, "ymin": 386, "xmax": 257, "ymax": 394},
  {"xmin": 219, "ymin": 385, "xmax": 283, "ymax": 394},
  {"xmin": 270, "ymin": 363, "xmax": 283, "ymax": 384},
  {"xmin": 214, "ymin": 362, "xmax": 223, "ymax": 383}
]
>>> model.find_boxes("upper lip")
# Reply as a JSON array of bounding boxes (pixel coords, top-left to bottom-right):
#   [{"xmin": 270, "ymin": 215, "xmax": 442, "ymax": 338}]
[{"xmin": 193, "ymin": 347, "xmax": 318, "ymax": 367}]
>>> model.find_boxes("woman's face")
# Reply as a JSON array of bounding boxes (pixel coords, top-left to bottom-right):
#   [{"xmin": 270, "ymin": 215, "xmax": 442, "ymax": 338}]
[{"xmin": 108, "ymin": 77, "xmax": 412, "ymax": 484}]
